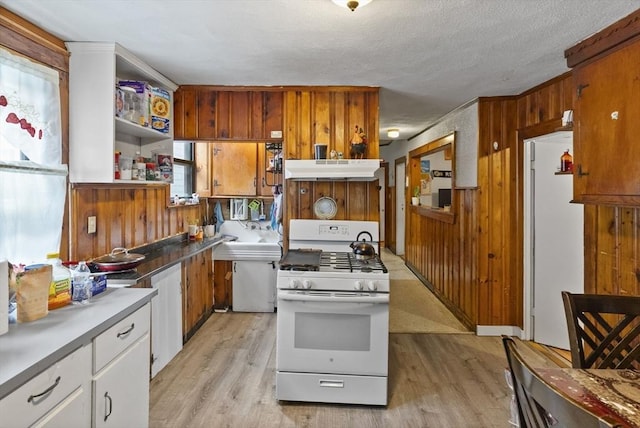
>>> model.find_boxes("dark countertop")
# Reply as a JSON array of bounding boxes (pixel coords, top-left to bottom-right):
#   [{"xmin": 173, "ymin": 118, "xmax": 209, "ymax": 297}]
[{"xmin": 101, "ymin": 234, "xmax": 227, "ymax": 285}]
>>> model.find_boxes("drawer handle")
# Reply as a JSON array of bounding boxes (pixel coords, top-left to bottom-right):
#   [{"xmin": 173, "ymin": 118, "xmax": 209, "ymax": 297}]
[
  {"xmin": 104, "ymin": 392, "xmax": 113, "ymax": 421},
  {"xmin": 319, "ymin": 379, "xmax": 344, "ymax": 388},
  {"xmin": 117, "ymin": 323, "xmax": 135, "ymax": 338},
  {"xmin": 27, "ymin": 376, "xmax": 61, "ymax": 403}
]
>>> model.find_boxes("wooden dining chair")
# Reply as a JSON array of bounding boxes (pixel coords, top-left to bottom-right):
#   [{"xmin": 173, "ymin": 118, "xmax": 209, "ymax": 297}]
[
  {"xmin": 562, "ymin": 291, "xmax": 640, "ymax": 369},
  {"xmin": 502, "ymin": 336, "xmax": 619, "ymax": 428}
]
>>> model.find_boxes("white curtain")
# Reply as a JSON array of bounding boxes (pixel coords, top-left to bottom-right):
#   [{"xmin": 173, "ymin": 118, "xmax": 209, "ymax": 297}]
[{"xmin": 0, "ymin": 47, "xmax": 67, "ymax": 264}]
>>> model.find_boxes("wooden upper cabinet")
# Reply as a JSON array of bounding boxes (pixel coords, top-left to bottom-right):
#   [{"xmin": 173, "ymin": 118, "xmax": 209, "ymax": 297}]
[
  {"xmin": 283, "ymin": 89, "xmax": 379, "ymax": 160},
  {"xmin": 194, "ymin": 143, "xmax": 212, "ymax": 197},
  {"xmin": 210, "ymin": 142, "xmax": 258, "ymax": 196},
  {"xmin": 173, "ymin": 87, "xmax": 283, "ymax": 141},
  {"xmin": 572, "ymin": 40, "xmax": 640, "ymax": 205}
]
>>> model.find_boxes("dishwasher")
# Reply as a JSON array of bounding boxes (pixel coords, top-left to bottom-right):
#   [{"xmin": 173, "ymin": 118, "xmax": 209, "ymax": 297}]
[{"xmin": 232, "ymin": 260, "xmax": 277, "ymax": 312}]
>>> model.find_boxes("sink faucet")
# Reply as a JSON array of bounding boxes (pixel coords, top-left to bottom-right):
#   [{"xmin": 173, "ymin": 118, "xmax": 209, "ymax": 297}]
[{"xmin": 241, "ymin": 221, "xmax": 261, "ymax": 230}]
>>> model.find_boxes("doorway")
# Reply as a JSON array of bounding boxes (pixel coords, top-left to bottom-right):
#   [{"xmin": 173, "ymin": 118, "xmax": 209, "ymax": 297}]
[
  {"xmin": 524, "ymin": 132, "xmax": 583, "ymax": 349},
  {"xmin": 394, "ymin": 158, "xmax": 406, "ymax": 257}
]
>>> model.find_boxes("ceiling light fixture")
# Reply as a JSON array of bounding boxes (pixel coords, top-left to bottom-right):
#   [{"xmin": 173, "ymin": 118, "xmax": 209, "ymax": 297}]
[
  {"xmin": 387, "ymin": 129, "xmax": 400, "ymax": 139},
  {"xmin": 332, "ymin": 0, "xmax": 373, "ymax": 12}
]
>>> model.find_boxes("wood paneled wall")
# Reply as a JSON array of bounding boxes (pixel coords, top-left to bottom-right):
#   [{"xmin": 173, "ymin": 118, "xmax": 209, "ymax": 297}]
[
  {"xmin": 70, "ymin": 184, "xmax": 201, "ymax": 260},
  {"xmin": 282, "ymin": 88, "xmax": 380, "ymax": 232},
  {"xmin": 285, "ymin": 181, "xmax": 380, "ymax": 223},
  {"xmin": 405, "ymin": 190, "xmax": 479, "ymax": 329},
  {"xmin": 405, "ymin": 76, "xmax": 577, "ymax": 329},
  {"xmin": 584, "ymin": 203, "xmax": 640, "ymax": 297},
  {"xmin": 283, "ymin": 88, "xmax": 379, "ymax": 160}
]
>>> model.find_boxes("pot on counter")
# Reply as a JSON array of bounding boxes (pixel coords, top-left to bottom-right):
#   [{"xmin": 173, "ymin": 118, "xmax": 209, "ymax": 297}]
[
  {"xmin": 91, "ymin": 247, "xmax": 145, "ymax": 272},
  {"xmin": 350, "ymin": 231, "xmax": 376, "ymax": 260}
]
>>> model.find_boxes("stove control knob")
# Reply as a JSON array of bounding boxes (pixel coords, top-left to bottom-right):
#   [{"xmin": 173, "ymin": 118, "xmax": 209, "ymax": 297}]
[
  {"xmin": 302, "ymin": 280, "xmax": 312, "ymax": 289},
  {"xmin": 288, "ymin": 279, "xmax": 300, "ymax": 289},
  {"xmin": 367, "ymin": 280, "xmax": 378, "ymax": 291},
  {"xmin": 354, "ymin": 281, "xmax": 364, "ymax": 291}
]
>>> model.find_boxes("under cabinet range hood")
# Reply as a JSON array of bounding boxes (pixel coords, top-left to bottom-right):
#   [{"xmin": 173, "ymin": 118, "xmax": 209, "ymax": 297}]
[{"xmin": 284, "ymin": 159, "xmax": 381, "ymax": 181}]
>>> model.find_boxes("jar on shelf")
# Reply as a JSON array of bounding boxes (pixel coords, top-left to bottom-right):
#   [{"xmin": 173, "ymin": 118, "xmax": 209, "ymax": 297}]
[{"xmin": 560, "ymin": 149, "xmax": 573, "ymax": 172}]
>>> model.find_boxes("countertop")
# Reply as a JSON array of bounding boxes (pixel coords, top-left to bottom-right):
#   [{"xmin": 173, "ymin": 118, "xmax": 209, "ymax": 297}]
[
  {"xmin": 0, "ymin": 287, "xmax": 157, "ymax": 399},
  {"xmin": 102, "ymin": 234, "xmax": 227, "ymax": 285}
]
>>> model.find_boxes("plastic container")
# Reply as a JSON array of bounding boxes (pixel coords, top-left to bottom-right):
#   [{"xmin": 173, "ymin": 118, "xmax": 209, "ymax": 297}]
[
  {"xmin": 136, "ymin": 162, "xmax": 147, "ymax": 181},
  {"xmin": 45, "ymin": 252, "xmax": 71, "ymax": 310},
  {"xmin": 71, "ymin": 261, "xmax": 92, "ymax": 304},
  {"xmin": 119, "ymin": 156, "xmax": 133, "ymax": 180}
]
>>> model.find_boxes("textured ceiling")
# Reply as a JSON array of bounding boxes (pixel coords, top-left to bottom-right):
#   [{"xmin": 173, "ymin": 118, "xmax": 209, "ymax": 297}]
[{"xmin": 1, "ymin": 0, "xmax": 638, "ymax": 143}]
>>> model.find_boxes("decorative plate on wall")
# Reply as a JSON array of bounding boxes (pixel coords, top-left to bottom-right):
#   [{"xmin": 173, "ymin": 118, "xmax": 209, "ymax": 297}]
[{"xmin": 313, "ymin": 196, "xmax": 337, "ymax": 219}]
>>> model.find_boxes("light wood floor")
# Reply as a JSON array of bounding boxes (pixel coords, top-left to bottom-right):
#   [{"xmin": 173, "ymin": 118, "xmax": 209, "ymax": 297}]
[
  {"xmin": 149, "ymin": 312, "xmax": 559, "ymax": 428},
  {"xmin": 150, "ymin": 251, "xmax": 562, "ymax": 427}
]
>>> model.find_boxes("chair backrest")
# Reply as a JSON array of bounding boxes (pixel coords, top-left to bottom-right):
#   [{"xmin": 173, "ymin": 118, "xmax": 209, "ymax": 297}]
[
  {"xmin": 562, "ymin": 291, "xmax": 640, "ymax": 369},
  {"xmin": 502, "ymin": 336, "xmax": 618, "ymax": 428}
]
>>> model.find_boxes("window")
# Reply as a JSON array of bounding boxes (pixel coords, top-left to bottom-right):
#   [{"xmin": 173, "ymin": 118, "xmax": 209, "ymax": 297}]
[
  {"xmin": 0, "ymin": 47, "xmax": 66, "ymax": 264},
  {"xmin": 170, "ymin": 141, "xmax": 194, "ymax": 197}
]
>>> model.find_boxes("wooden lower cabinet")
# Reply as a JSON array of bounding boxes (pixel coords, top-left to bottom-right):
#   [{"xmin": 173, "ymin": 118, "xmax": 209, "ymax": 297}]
[
  {"xmin": 213, "ymin": 260, "xmax": 233, "ymax": 310},
  {"xmin": 182, "ymin": 249, "xmax": 214, "ymax": 341}
]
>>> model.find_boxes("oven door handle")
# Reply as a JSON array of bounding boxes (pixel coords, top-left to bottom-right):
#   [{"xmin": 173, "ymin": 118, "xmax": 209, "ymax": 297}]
[{"xmin": 278, "ymin": 293, "xmax": 389, "ymax": 304}]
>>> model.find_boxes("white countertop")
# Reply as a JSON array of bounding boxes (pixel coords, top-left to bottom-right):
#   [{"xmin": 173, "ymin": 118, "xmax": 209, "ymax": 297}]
[{"xmin": 0, "ymin": 287, "xmax": 157, "ymax": 399}]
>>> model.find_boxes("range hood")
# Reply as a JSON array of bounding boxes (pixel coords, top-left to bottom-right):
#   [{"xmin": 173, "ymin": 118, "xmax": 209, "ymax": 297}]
[{"xmin": 284, "ymin": 159, "xmax": 381, "ymax": 181}]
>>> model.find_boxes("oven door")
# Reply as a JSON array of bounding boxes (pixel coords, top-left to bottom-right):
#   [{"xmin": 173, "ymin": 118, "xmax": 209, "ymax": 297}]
[{"xmin": 276, "ymin": 291, "xmax": 389, "ymax": 376}]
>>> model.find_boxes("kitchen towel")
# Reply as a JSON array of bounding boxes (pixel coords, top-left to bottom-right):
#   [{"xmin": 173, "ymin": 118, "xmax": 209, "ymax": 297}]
[{"xmin": 214, "ymin": 202, "xmax": 225, "ymax": 231}]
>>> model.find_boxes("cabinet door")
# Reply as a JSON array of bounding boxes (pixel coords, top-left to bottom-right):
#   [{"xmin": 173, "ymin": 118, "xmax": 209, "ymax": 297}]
[
  {"xmin": 93, "ymin": 334, "xmax": 150, "ymax": 428},
  {"xmin": 194, "ymin": 142, "xmax": 212, "ymax": 197},
  {"xmin": 232, "ymin": 261, "xmax": 277, "ymax": 312},
  {"xmin": 196, "ymin": 89, "xmax": 217, "ymax": 139},
  {"xmin": 250, "ymin": 91, "xmax": 284, "ymax": 139},
  {"xmin": 173, "ymin": 87, "xmax": 198, "ymax": 140},
  {"xmin": 151, "ymin": 264, "xmax": 183, "ymax": 378},
  {"xmin": 182, "ymin": 250, "xmax": 214, "ymax": 339},
  {"xmin": 573, "ymin": 41, "xmax": 640, "ymax": 203},
  {"xmin": 211, "ymin": 142, "xmax": 258, "ymax": 195},
  {"xmin": 213, "ymin": 260, "xmax": 233, "ymax": 310}
]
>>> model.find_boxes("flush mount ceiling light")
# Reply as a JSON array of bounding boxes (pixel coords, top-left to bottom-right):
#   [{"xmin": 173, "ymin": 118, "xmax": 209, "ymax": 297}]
[
  {"xmin": 387, "ymin": 129, "xmax": 400, "ymax": 139},
  {"xmin": 332, "ymin": 0, "xmax": 373, "ymax": 12}
]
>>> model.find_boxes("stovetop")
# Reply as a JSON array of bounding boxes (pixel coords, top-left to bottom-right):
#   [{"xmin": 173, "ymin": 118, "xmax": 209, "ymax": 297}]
[
  {"xmin": 320, "ymin": 252, "xmax": 388, "ymax": 274},
  {"xmin": 279, "ymin": 250, "xmax": 387, "ymax": 274}
]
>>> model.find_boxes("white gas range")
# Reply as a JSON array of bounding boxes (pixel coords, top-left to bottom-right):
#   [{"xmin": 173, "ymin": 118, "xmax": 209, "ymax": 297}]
[{"xmin": 275, "ymin": 219, "xmax": 390, "ymax": 406}]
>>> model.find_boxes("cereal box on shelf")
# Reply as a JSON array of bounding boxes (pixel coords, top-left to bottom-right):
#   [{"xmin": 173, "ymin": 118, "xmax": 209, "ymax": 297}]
[
  {"xmin": 150, "ymin": 86, "xmax": 171, "ymax": 133},
  {"xmin": 118, "ymin": 80, "xmax": 150, "ymax": 127},
  {"xmin": 155, "ymin": 153, "xmax": 173, "ymax": 183}
]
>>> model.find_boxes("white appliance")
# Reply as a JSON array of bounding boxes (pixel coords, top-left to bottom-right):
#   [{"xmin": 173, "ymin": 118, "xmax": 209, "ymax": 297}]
[
  {"xmin": 276, "ymin": 219, "xmax": 390, "ymax": 406},
  {"xmin": 284, "ymin": 159, "xmax": 381, "ymax": 181}
]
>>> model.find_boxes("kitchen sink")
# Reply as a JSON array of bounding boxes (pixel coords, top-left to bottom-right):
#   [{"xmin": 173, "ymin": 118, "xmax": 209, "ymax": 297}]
[{"xmin": 213, "ymin": 221, "xmax": 282, "ymax": 261}]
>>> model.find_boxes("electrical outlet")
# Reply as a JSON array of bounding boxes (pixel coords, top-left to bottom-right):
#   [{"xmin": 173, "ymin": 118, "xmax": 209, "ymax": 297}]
[
  {"xmin": 88, "ymin": 216, "xmax": 97, "ymax": 234},
  {"xmin": 270, "ymin": 130, "xmax": 283, "ymax": 138}
]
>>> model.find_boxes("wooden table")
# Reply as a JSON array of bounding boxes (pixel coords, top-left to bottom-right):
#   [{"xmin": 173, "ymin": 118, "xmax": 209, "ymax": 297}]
[{"xmin": 536, "ymin": 368, "xmax": 640, "ymax": 427}]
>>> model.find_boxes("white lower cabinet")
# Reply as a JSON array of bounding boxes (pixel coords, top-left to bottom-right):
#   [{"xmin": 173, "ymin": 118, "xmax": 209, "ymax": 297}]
[
  {"xmin": 92, "ymin": 303, "xmax": 151, "ymax": 428},
  {"xmin": 232, "ymin": 260, "xmax": 277, "ymax": 312},
  {"xmin": 0, "ymin": 344, "xmax": 92, "ymax": 428},
  {"xmin": 92, "ymin": 334, "xmax": 150, "ymax": 428},
  {"xmin": 150, "ymin": 264, "xmax": 183, "ymax": 378}
]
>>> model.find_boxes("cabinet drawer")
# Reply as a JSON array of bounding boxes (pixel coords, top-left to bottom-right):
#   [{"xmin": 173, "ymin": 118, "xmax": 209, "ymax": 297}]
[
  {"xmin": 0, "ymin": 344, "xmax": 91, "ymax": 427},
  {"xmin": 93, "ymin": 303, "xmax": 150, "ymax": 373}
]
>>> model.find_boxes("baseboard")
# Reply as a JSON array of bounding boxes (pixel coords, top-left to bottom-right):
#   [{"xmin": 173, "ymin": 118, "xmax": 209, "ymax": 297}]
[{"xmin": 476, "ymin": 325, "xmax": 523, "ymax": 337}]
